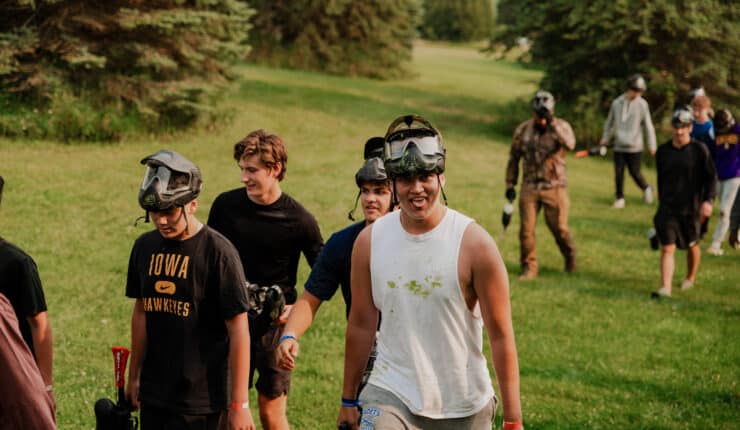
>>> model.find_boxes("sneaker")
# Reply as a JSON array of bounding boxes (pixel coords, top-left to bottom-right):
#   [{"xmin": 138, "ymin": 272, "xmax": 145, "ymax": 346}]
[
  {"xmin": 612, "ymin": 198, "xmax": 625, "ymax": 209},
  {"xmin": 706, "ymin": 245, "xmax": 724, "ymax": 256},
  {"xmin": 680, "ymin": 279, "xmax": 694, "ymax": 290},
  {"xmin": 643, "ymin": 186, "xmax": 654, "ymax": 204},
  {"xmin": 651, "ymin": 287, "xmax": 671, "ymax": 299}
]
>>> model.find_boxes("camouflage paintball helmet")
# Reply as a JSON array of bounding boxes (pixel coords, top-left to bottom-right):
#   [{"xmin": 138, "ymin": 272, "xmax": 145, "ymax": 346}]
[
  {"xmin": 383, "ymin": 114, "xmax": 445, "ymax": 177},
  {"xmin": 138, "ymin": 150, "xmax": 202, "ymax": 212}
]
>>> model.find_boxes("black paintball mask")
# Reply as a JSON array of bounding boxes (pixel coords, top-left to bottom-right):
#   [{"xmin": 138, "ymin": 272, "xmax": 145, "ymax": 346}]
[
  {"xmin": 348, "ymin": 137, "xmax": 390, "ymax": 221},
  {"xmin": 383, "ymin": 114, "xmax": 447, "ymax": 206},
  {"xmin": 136, "ymin": 150, "xmax": 202, "ymax": 227},
  {"xmin": 532, "ymin": 91, "xmax": 555, "ymax": 130}
]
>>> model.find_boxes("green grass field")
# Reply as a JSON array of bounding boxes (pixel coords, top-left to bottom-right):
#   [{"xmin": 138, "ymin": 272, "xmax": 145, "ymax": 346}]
[{"xmin": 0, "ymin": 41, "xmax": 738, "ymax": 429}]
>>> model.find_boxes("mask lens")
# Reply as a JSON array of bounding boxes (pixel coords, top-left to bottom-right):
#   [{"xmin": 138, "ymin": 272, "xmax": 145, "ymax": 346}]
[
  {"xmin": 414, "ymin": 136, "xmax": 441, "ymax": 155},
  {"xmin": 387, "ymin": 139, "xmax": 408, "ymax": 159},
  {"xmin": 141, "ymin": 165, "xmax": 171, "ymax": 191}
]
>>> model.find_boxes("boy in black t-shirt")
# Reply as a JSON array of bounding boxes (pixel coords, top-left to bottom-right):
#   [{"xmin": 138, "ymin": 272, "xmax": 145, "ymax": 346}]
[
  {"xmin": 651, "ymin": 108, "xmax": 717, "ymax": 299},
  {"xmin": 208, "ymin": 130, "xmax": 323, "ymax": 430},
  {"xmin": 125, "ymin": 151, "xmax": 255, "ymax": 430}
]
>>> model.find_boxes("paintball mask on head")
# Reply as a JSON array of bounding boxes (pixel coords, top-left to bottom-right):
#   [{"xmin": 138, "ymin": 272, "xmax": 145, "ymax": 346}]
[
  {"xmin": 532, "ymin": 91, "xmax": 555, "ymax": 127},
  {"xmin": 714, "ymin": 109, "xmax": 736, "ymax": 134},
  {"xmin": 348, "ymin": 157, "xmax": 390, "ymax": 220},
  {"xmin": 363, "ymin": 136, "xmax": 386, "ymax": 160},
  {"xmin": 627, "ymin": 74, "xmax": 647, "ymax": 92},
  {"xmin": 671, "ymin": 106, "xmax": 694, "ymax": 128},
  {"xmin": 383, "ymin": 115, "xmax": 445, "ymax": 178},
  {"xmin": 138, "ymin": 150, "xmax": 202, "ymax": 213}
]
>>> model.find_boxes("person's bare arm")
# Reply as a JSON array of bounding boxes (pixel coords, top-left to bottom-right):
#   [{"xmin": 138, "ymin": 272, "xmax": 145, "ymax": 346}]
[
  {"xmin": 277, "ymin": 290, "xmax": 323, "ymax": 370},
  {"xmin": 465, "ymin": 224, "xmax": 522, "ymax": 426},
  {"xmin": 126, "ymin": 299, "xmax": 146, "ymax": 410},
  {"xmin": 27, "ymin": 311, "xmax": 53, "ymax": 387},
  {"xmin": 337, "ymin": 227, "xmax": 379, "ymax": 429},
  {"xmin": 225, "ymin": 312, "xmax": 255, "ymax": 430}
]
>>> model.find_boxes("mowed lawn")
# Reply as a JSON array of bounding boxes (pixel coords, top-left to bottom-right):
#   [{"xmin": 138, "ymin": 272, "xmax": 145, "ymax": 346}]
[{"xmin": 0, "ymin": 41, "xmax": 738, "ymax": 429}]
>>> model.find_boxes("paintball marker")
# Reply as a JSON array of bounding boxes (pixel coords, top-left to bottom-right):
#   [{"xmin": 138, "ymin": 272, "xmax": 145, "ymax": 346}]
[
  {"xmin": 500, "ymin": 188, "xmax": 516, "ymax": 240},
  {"xmin": 575, "ymin": 145, "xmax": 607, "ymax": 158},
  {"xmin": 94, "ymin": 346, "xmax": 138, "ymax": 430}
]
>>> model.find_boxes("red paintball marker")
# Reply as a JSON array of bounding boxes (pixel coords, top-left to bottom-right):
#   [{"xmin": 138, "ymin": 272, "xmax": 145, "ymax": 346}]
[{"xmin": 94, "ymin": 346, "xmax": 138, "ymax": 430}]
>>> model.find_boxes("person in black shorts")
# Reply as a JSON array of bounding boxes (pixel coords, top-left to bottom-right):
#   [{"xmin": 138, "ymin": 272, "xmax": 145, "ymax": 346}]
[
  {"xmin": 651, "ymin": 107, "xmax": 717, "ymax": 298},
  {"xmin": 275, "ymin": 137, "xmax": 392, "ymax": 375},
  {"xmin": 125, "ymin": 150, "xmax": 255, "ymax": 430},
  {"xmin": 208, "ymin": 130, "xmax": 323, "ymax": 430},
  {"xmin": 0, "ymin": 175, "xmax": 54, "ymax": 401}
]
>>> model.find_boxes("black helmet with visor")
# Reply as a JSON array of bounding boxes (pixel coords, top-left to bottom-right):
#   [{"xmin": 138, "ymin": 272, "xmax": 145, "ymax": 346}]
[
  {"xmin": 671, "ymin": 106, "xmax": 694, "ymax": 128},
  {"xmin": 138, "ymin": 150, "xmax": 202, "ymax": 213},
  {"xmin": 383, "ymin": 115, "xmax": 445, "ymax": 178},
  {"xmin": 348, "ymin": 139, "xmax": 390, "ymax": 221}
]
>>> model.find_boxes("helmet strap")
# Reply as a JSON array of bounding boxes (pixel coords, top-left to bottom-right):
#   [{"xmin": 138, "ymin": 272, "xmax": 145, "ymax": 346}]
[
  {"xmin": 180, "ymin": 205, "xmax": 189, "ymax": 236},
  {"xmin": 133, "ymin": 211, "xmax": 149, "ymax": 227},
  {"xmin": 347, "ymin": 191, "xmax": 361, "ymax": 221},
  {"xmin": 391, "ymin": 179, "xmax": 399, "ymax": 208},
  {"xmin": 437, "ymin": 174, "xmax": 448, "ymax": 206}
]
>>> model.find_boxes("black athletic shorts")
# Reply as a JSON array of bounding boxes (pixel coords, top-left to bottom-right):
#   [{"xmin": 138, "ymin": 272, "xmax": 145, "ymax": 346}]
[
  {"xmin": 249, "ymin": 324, "xmax": 291, "ymax": 398},
  {"xmin": 140, "ymin": 404, "xmax": 224, "ymax": 430},
  {"xmin": 654, "ymin": 210, "xmax": 700, "ymax": 249}
]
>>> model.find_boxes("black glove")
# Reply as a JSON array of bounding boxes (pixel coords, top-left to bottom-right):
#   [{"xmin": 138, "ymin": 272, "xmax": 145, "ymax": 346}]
[{"xmin": 505, "ymin": 188, "xmax": 516, "ymax": 202}]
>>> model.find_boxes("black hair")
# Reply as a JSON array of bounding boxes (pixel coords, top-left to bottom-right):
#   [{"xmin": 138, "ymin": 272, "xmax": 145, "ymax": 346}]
[{"xmin": 0, "ymin": 175, "xmax": 4, "ymax": 205}]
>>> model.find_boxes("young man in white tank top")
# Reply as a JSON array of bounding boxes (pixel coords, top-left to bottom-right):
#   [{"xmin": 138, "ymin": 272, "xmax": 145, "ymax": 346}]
[{"xmin": 337, "ymin": 116, "xmax": 523, "ymax": 430}]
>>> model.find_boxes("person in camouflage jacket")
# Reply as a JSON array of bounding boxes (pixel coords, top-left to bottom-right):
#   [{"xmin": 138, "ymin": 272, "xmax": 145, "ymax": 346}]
[{"xmin": 505, "ymin": 91, "xmax": 577, "ymax": 280}]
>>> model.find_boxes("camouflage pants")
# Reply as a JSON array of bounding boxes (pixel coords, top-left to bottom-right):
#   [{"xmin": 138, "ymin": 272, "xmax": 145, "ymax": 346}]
[{"xmin": 519, "ymin": 185, "xmax": 576, "ymax": 274}]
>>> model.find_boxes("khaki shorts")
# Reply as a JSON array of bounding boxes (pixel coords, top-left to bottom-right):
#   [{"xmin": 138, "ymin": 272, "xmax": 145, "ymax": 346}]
[{"xmin": 358, "ymin": 384, "xmax": 496, "ymax": 430}]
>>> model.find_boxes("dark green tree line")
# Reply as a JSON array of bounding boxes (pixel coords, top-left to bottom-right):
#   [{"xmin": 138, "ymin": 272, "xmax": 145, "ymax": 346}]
[
  {"xmin": 420, "ymin": 0, "xmax": 494, "ymax": 41},
  {"xmin": 493, "ymin": 0, "xmax": 739, "ymax": 142},
  {"xmin": 0, "ymin": 0, "xmax": 253, "ymax": 140},
  {"xmin": 247, "ymin": 0, "xmax": 420, "ymax": 79}
]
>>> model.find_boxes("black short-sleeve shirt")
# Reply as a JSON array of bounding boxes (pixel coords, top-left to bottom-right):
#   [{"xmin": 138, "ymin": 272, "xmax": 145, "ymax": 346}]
[
  {"xmin": 0, "ymin": 238, "xmax": 48, "ymax": 355},
  {"xmin": 125, "ymin": 226, "xmax": 249, "ymax": 414},
  {"xmin": 207, "ymin": 189, "xmax": 324, "ymax": 304}
]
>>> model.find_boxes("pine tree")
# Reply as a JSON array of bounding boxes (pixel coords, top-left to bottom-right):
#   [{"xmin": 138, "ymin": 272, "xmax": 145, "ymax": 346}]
[
  {"xmin": 0, "ymin": 0, "xmax": 254, "ymax": 140},
  {"xmin": 248, "ymin": 0, "xmax": 420, "ymax": 79},
  {"xmin": 420, "ymin": 0, "xmax": 494, "ymax": 41}
]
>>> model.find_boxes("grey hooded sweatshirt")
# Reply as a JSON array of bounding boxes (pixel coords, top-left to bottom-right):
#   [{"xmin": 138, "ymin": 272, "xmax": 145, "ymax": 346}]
[{"xmin": 602, "ymin": 93, "xmax": 657, "ymax": 153}]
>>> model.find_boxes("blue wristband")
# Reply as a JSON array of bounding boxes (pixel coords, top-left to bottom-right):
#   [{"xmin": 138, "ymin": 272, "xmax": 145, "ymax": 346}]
[
  {"xmin": 341, "ymin": 397, "xmax": 360, "ymax": 407},
  {"xmin": 278, "ymin": 334, "xmax": 297, "ymax": 344}
]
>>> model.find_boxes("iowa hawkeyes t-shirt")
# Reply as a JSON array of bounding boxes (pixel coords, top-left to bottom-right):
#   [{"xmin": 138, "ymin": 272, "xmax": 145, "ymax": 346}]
[{"xmin": 126, "ymin": 226, "xmax": 249, "ymax": 414}]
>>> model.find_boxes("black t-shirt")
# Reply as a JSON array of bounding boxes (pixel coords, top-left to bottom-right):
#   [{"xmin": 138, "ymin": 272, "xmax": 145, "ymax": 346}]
[
  {"xmin": 656, "ymin": 139, "xmax": 717, "ymax": 216},
  {"xmin": 304, "ymin": 221, "xmax": 364, "ymax": 319},
  {"xmin": 0, "ymin": 238, "xmax": 47, "ymax": 356},
  {"xmin": 125, "ymin": 226, "xmax": 249, "ymax": 414},
  {"xmin": 207, "ymin": 189, "xmax": 324, "ymax": 304}
]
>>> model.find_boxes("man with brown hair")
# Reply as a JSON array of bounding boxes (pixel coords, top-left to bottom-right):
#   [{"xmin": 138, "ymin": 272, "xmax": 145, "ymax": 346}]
[
  {"xmin": 506, "ymin": 91, "xmax": 577, "ymax": 280},
  {"xmin": 208, "ymin": 130, "xmax": 323, "ymax": 430}
]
